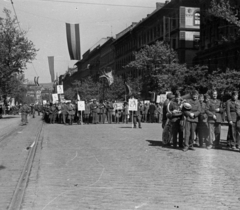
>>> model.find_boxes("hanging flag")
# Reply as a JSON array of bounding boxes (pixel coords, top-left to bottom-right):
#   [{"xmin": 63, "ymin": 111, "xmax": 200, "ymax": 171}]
[
  {"xmin": 36, "ymin": 76, "xmax": 39, "ymax": 86},
  {"xmin": 68, "ymin": 66, "xmax": 78, "ymax": 76},
  {"xmin": 48, "ymin": 56, "xmax": 55, "ymax": 82},
  {"xmin": 124, "ymin": 82, "xmax": 132, "ymax": 96},
  {"xmin": 77, "ymin": 93, "xmax": 80, "ymax": 101},
  {"xmin": 149, "ymin": 91, "xmax": 156, "ymax": 102},
  {"xmin": 99, "ymin": 70, "xmax": 114, "ymax": 86},
  {"xmin": 66, "ymin": 23, "xmax": 81, "ymax": 60}
]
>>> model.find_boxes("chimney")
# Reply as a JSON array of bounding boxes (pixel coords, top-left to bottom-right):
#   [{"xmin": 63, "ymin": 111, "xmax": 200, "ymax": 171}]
[
  {"xmin": 165, "ymin": 0, "xmax": 170, "ymax": 5},
  {"xmin": 156, "ymin": 2, "xmax": 164, "ymax": 9}
]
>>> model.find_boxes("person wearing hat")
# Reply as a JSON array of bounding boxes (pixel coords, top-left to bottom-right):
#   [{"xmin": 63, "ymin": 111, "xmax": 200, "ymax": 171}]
[
  {"xmin": 197, "ymin": 94, "xmax": 209, "ymax": 148},
  {"xmin": 84, "ymin": 100, "xmax": 91, "ymax": 124},
  {"xmin": 168, "ymin": 91, "xmax": 184, "ymax": 148},
  {"xmin": 122, "ymin": 101, "xmax": 129, "ymax": 124},
  {"xmin": 106, "ymin": 100, "xmax": 114, "ymax": 124},
  {"xmin": 162, "ymin": 92, "xmax": 174, "ymax": 129},
  {"xmin": 90, "ymin": 99, "xmax": 99, "ymax": 124},
  {"xmin": 132, "ymin": 99, "xmax": 142, "ymax": 128},
  {"xmin": 226, "ymin": 90, "xmax": 240, "ymax": 150},
  {"xmin": 61, "ymin": 102, "xmax": 68, "ymax": 125},
  {"xmin": 206, "ymin": 89, "xmax": 224, "ymax": 149},
  {"xmin": 183, "ymin": 90, "xmax": 201, "ymax": 152},
  {"xmin": 19, "ymin": 102, "xmax": 31, "ymax": 125},
  {"xmin": 67, "ymin": 102, "xmax": 75, "ymax": 125}
]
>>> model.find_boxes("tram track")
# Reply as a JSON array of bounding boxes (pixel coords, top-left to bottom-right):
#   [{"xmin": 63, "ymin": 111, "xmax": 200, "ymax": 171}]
[{"xmin": 8, "ymin": 121, "xmax": 44, "ymax": 210}]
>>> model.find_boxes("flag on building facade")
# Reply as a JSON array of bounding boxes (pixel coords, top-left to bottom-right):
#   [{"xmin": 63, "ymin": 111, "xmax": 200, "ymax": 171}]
[
  {"xmin": 99, "ymin": 70, "xmax": 114, "ymax": 86},
  {"xmin": 66, "ymin": 23, "xmax": 81, "ymax": 60},
  {"xmin": 68, "ymin": 66, "xmax": 78, "ymax": 76},
  {"xmin": 34, "ymin": 76, "xmax": 39, "ymax": 86},
  {"xmin": 77, "ymin": 93, "xmax": 80, "ymax": 101},
  {"xmin": 124, "ymin": 82, "xmax": 132, "ymax": 96},
  {"xmin": 48, "ymin": 56, "xmax": 55, "ymax": 82}
]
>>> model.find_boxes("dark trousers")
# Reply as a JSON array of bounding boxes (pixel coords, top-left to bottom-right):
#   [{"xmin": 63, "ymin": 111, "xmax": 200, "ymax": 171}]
[
  {"xmin": 84, "ymin": 114, "xmax": 90, "ymax": 124},
  {"xmin": 198, "ymin": 122, "xmax": 209, "ymax": 146},
  {"xmin": 98, "ymin": 114, "xmax": 105, "ymax": 124},
  {"xmin": 144, "ymin": 114, "xmax": 148, "ymax": 122},
  {"xmin": 62, "ymin": 113, "xmax": 67, "ymax": 124},
  {"xmin": 107, "ymin": 112, "xmax": 113, "ymax": 124},
  {"xmin": 150, "ymin": 113, "xmax": 155, "ymax": 123},
  {"xmin": 184, "ymin": 121, "xmax": 198, "ymax": 148},
  {"xmin": 122, "ymin": 114, "xmax": 129, "ymax": 124},
  {"xmin": 228, "ymin": 122, "xmax": 240, "ymax": 147},
  {"xmin": 68, "ymin": 115, "xmax": 74, "ymax": 125},
  {"xmin": 133, "ymin": 115, "xmax": 141, "ymax": 128},
  {"xmin": 172, "ymin": 120, "xmax": 183, "ymax": 147},
  {"xmin": 21, "ymin": 113, "xmax": 28, "ymax": 125},
  {"xmin": 208, "ymin": 122, "xmax": 221, "ymax": 146}
]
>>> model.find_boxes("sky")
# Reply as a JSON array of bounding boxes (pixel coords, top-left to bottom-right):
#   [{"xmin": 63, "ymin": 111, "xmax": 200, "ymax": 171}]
[{"xmin": 0, "ymin": 0, "xmax": 165, "ymax": 83}]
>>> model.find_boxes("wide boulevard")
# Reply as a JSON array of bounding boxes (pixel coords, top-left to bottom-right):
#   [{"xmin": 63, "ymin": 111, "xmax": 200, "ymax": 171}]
[{"xmin": 1, "ymin": 115, "xmax": 240, "ymax": 210}]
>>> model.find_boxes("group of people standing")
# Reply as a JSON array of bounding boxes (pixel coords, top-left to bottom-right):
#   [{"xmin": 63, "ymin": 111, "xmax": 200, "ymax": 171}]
[
  {"xmin": 162, "ymin": 89, "xmax": 240, "ymax": 152},
  {"xmin": 39, "ymin": 99, "xmax": 163, "ymax": 127}
]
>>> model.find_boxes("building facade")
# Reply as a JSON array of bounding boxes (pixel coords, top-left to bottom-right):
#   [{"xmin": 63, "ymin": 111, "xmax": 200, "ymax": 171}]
[
  {"xmin": 195, "ymin": 0, "xmax": 240, "ymax": 71},
  {"xmin": 61, "ymin": 0, "xmax": 200, "ymax": 88},
  {"xmin": 113, "ymin": 0, "xmax": 200, "ymax": 77}
]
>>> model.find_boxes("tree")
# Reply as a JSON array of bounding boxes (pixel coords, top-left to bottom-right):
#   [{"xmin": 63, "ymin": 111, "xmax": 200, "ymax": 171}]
[
  {"xmin": 0, "ymin": 8, "xmax": 38, "ymax": 96},
  {"xmin": 125, "ymin": 41, "xmax": 186, "ymax": 95},
  {"xmin": 208, "ymin": 0, "xmax": 240, "ymax": 30}
]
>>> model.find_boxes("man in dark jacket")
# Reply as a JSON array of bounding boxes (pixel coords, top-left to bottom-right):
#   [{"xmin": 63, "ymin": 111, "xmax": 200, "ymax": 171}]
[
  {"xmin": 226, "ymin": 91, "xmax": 240, "ymax": 150},
  {"xmin": 132, "ymin": 100, "xmax": 142, "ymax": 128},
  {"xmin": 168, "ymin": 91, "xmax": 183, "ymax": 148},
  {"xmin": 90, "ymin": 99, "xmax": 99, "ymax": 124},
  {"xmin": 19, "ymin": 103, "xmax": 31, "ymax": 125},
  {"xmin": 183, "ymin": 90, "xmax": 201, "ymax": 152},
  {"xmin": 197, "ymin": 94, "xmax": 209, "ymax": 148},
  {"xmin": 206, "ymin": 90, "xmax": 224, "ymax": 149}
]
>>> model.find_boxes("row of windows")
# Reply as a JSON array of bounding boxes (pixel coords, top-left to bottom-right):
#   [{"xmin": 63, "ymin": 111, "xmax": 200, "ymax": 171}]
[
  {"xmin": 116, "ymin": 54, "xmax": 134, "ymax": 71},
  {"xmin": 116, "ymin": 11, "xmax": 200, "ymax": 56}
]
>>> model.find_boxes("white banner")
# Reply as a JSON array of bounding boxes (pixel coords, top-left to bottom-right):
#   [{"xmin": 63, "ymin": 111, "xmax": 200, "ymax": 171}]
[
  {"xmin": 157, "ymin": 94, "xmax": 167, "ymax": 103},
  {"xmin": 57, "ymin": 85, "xmax": 64, "ymax": 94},
  {"xmin": 113, "ymin": 102, "xmax": 123, "ymax": 110},
  {"xmin": 52, "ymin": 94, "xmax": 59, "ymax": 104},
  {"xmin": 128, "ymin": 99, "xmax": 138, "ymax": 111},
  {"xmin": 77, "ymin": 101, "xmax": 85, "ymax": 111}
]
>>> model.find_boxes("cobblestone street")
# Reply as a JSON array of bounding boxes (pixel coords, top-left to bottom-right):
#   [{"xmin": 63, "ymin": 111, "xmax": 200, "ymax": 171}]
[{"xmin": 19, "ymin": 119, "xmax": 240, "ymax": 210}]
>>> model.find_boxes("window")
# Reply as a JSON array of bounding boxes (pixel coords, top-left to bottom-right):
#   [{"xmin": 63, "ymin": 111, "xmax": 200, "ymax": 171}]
[{"xmin": 194, "ymin": 12, "xmax": 200, "ymax": 26}]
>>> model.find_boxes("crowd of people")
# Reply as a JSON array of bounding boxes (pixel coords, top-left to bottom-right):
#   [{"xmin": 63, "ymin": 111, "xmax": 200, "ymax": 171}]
[
  {"xmin": 5, "ymin": 88, "xmax": 239, "ymax": 153},
  {"xmin": 162, "ymin": 89, "xmax": 240, "ymax": 152},
  {"xmin": 39, "ymin": 99, "xmax": 163, "ymax": 128}
]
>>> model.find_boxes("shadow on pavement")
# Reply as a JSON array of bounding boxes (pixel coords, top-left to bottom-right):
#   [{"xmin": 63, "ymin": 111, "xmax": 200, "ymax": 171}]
[
  {"xmin": 0, "ymin": 165, "xmax": 6, "ymax": 170},
  {"xmin": 119, "ymin": 126, "xmax": 133, "ymax": 129},
  {"xmin": 146, "ymin": 140, "xmax": 163, "ymax": 147}
]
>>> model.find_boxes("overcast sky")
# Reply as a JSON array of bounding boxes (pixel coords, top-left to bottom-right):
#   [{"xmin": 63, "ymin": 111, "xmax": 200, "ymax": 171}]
[{"xmin": 0, "ymin": 0, "xmax": 165, "ymax": 83}]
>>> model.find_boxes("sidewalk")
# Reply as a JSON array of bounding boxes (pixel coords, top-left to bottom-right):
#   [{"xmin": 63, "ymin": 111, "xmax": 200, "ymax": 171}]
[{"xmin": 0, "ymin": 115, "xmax": 43, "ymax": 210}]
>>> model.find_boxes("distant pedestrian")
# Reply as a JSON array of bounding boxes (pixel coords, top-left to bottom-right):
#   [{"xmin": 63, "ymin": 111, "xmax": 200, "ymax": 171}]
[{"xmin": 19, "ymin": 103, "xmax": 31, "ymax": 125}]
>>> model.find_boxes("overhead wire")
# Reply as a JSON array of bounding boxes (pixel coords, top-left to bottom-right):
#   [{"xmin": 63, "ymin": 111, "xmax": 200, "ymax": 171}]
[{"xmin": 34, "ymin": 0, "xmax": 155, "ymax": 9}]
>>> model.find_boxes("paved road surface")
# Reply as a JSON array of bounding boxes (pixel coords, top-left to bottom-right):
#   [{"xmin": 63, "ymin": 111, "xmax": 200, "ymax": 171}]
[
  {"xmin": 20, "ymin": 120, "xmax": 240, "ymax": 210},
  {"xmin": 0, "ymin": 115, "xmax": 42, "ymax": 210}
]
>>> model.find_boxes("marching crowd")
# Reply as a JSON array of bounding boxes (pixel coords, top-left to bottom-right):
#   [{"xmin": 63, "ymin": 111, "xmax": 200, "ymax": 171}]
[
  {"xmin": 162, "ymin": 89, "xmax": 240, "ymax": 152},
  {"xmin": 16, "ymin": 88, "xmax": 240, "ymax": 153},
  {"xmin": 39, "ymin": 99, "xmax": 163, "ymax": 128}
]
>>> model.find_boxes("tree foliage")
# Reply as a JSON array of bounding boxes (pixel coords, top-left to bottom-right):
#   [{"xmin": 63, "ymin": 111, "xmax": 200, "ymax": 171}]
[
  {"xmin": 0, "ymin": 8, "xmax": 38, "ymax": 96},
  {"xmin": 64, "ymin": 75, "xmax": 143, "ymax": 102},
  {"xmin": 126, "ymin": 41, "xmax": 179, "ymax": 95},
  {"xmin": 208, "ymin": 0, "xmax": 240, "ymax": 29}
]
